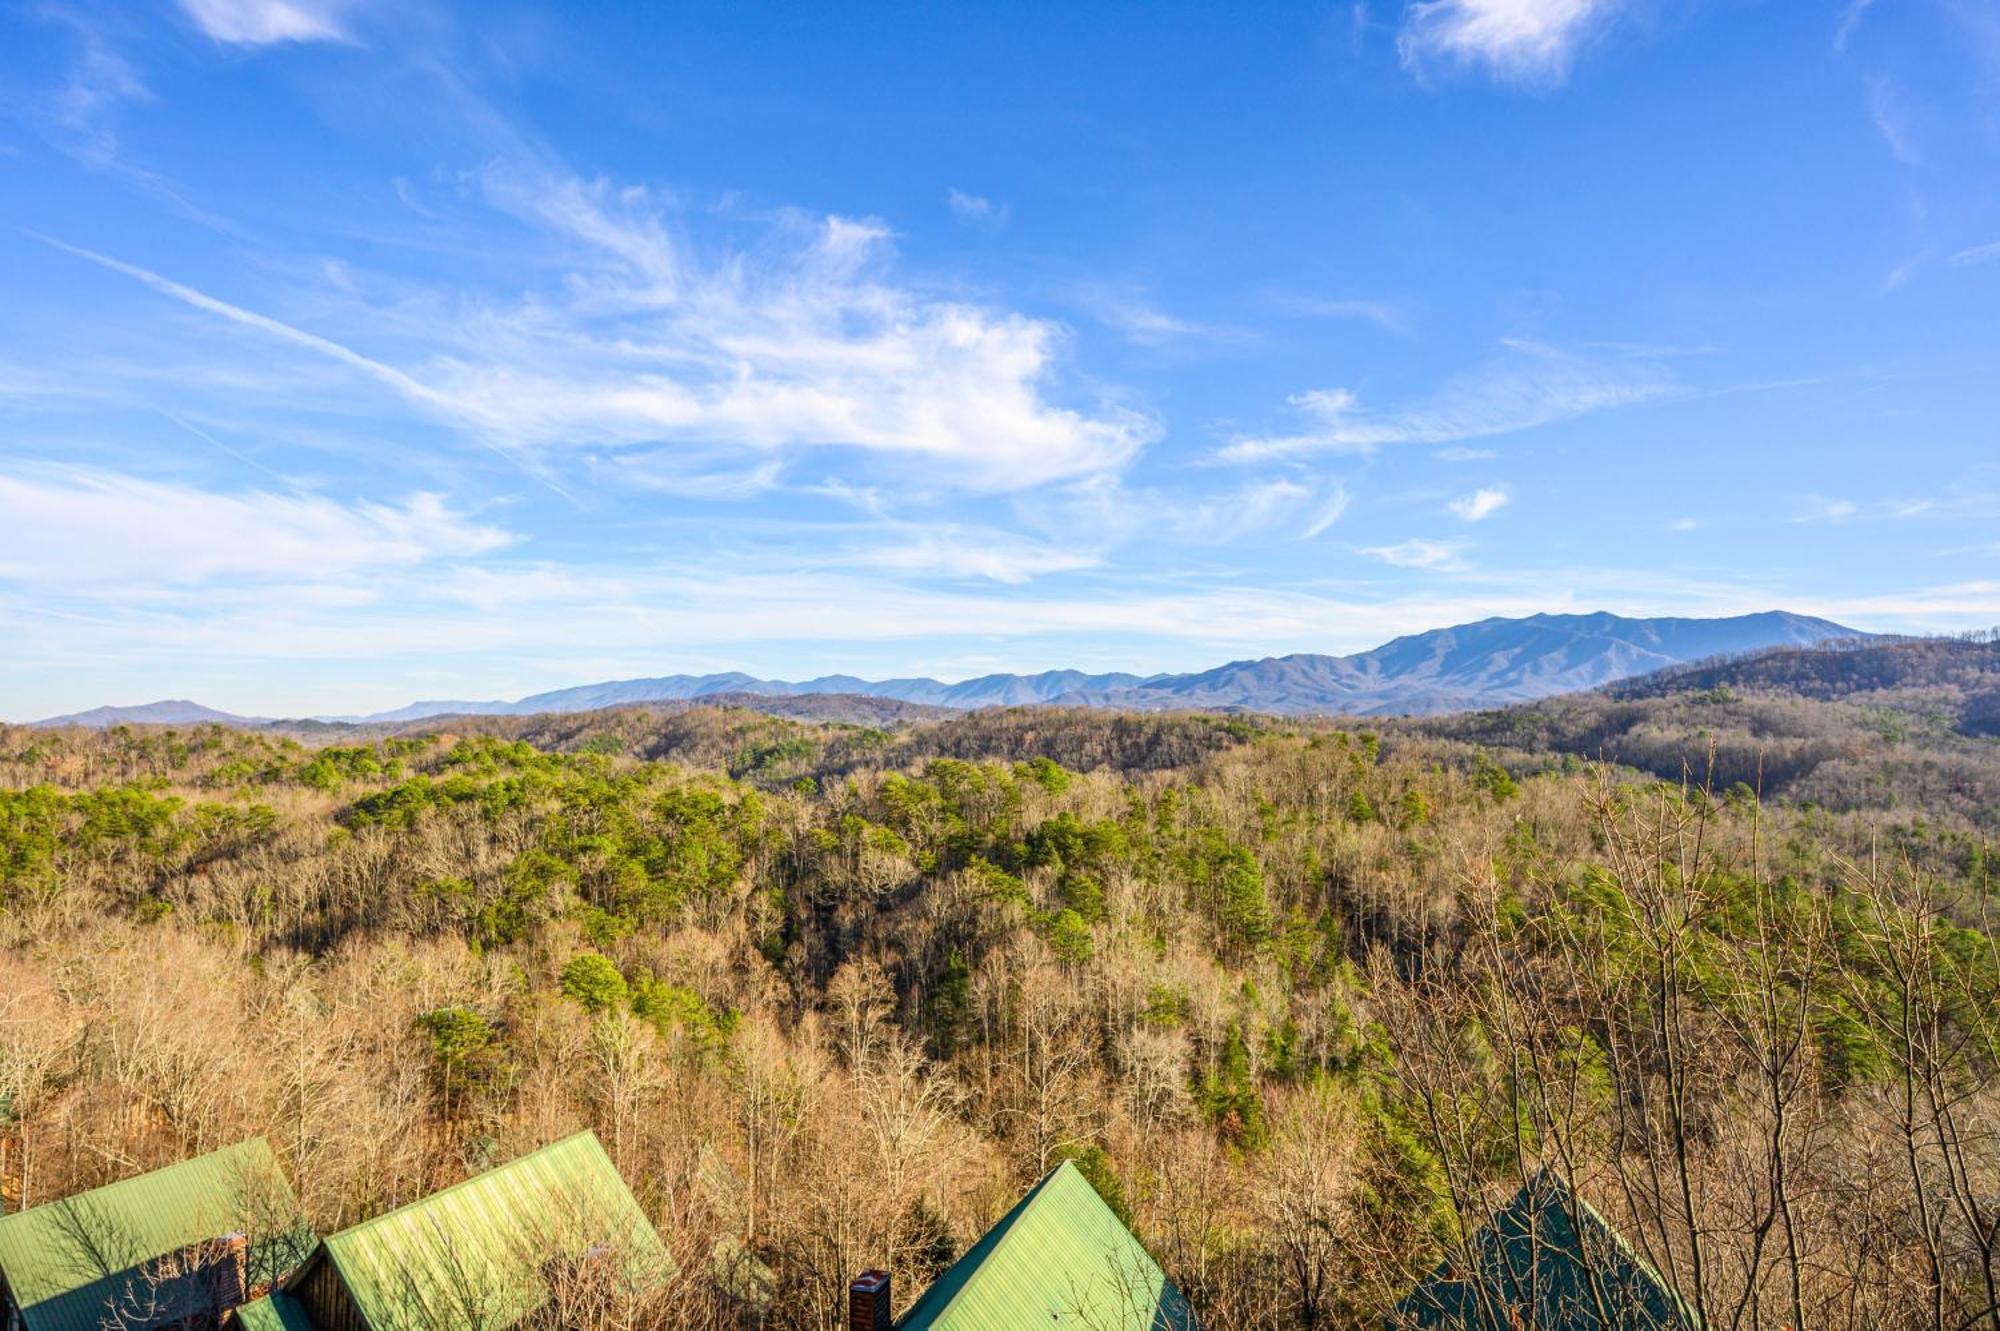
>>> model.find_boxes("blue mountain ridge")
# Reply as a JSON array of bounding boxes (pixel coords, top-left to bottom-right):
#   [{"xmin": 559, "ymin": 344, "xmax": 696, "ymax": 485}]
[
  {"xmin": 328, "ymin": 610, "xmax": 1863, "ymax": 722},
  {"xmin": 31, "ymin": 611, "xmax": 1867, "ymax": 727}
]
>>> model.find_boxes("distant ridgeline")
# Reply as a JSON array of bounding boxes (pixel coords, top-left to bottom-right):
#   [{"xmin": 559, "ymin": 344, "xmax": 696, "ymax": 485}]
[
  {"xmin": 30, "ymin": 610, "xmax": 1874, "ymax": 726},
  {"xmin": 1, "ymin": 1138, "xmax": 1684, "ymax": 1331}
]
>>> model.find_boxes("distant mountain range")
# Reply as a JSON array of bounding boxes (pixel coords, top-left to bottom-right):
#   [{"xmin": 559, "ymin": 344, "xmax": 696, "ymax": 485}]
[
  {"xmin": 1050, "ymin": 611, "xmax": 1864, "ymax": 715},
  {"xmin": 29, "ymin": 610, "xmax": 1870, "ymax": 728},
  {"xmin": 335, "ymin": 665, "xmax": 1159, "ymax": 723}
]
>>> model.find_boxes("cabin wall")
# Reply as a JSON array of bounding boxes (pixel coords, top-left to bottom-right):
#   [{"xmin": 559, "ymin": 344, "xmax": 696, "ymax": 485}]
[{"xmin": 291, "ymin": 1257, "xmax": 369, "ymax": 1331}]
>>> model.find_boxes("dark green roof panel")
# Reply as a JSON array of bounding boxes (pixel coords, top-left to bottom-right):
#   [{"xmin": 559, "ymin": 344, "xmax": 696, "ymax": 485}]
[
  {"xmin": 234, "ymin": 1291, "xmax": 316, "ymax": 1331},
  {"xmin": 0, "ymin": 1138, "xmax": 311, "ymax": 1331},
  {"xmin": 896, "ymin": 1161, "xmax": 1194, "ymax": 1331},
  {"xmin": 1392, "ymin": 1173, "xmax": 1694, "ymax": 1331}
]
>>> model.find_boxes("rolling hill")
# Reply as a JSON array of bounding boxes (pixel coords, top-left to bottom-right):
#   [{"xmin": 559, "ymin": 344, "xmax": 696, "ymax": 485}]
[
  {"xmin": 1607, "ymin": 632, "xmax": 1999, "ymax": 713},
  {"xmin": 1420, "ymin": 634, "xmax": 2000, "ymax": 829}
]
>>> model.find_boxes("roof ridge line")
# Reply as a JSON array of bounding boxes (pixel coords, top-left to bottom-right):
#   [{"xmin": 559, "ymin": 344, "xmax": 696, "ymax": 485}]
[
  {"xmin": 0, "ymin": 1136, "xmax": 273, "ymax": 1230},
  {"xmin": 903, "ymin": 1160, "xmax": 1074, "ymax": 1328},
  {"xmin": 323, "ymin": 1130, "xmax": 602, "ymax": 1247},
  {"xmin": 1534, "ymin": 1173, "xmax": 1700, "ymax": 1325}
]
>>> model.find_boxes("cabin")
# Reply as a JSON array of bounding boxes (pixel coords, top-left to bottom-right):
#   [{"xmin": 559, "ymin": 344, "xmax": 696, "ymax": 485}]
[
  {"xmin": 236, "ymin": 1131, "xmax": 671, "ymax": 1331},
  {"xmin": 1392, "ymin": 1172, "xmax": 1693, "ymax": 1331},
  {"xmin": 0, "ymin": 1138, "xmax": 312, "ymax": 1331},
  {"xmin": 850, "ymin": 1160, "xmax": 1196, "ymax": 1331}
]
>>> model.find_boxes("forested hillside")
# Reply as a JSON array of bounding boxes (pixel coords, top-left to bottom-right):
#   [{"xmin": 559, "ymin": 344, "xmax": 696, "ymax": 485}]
[
  {"xmin": 1428, "ymin": 635, "xmax": 2000, "ymax": 831},
  {"xmin": 1607, "ymin": 634, "xmax": 2000, "ymax": 711},
  {"xmin": 1, "ymin": 697, "xmax": 1995, "ymax": 1329}
]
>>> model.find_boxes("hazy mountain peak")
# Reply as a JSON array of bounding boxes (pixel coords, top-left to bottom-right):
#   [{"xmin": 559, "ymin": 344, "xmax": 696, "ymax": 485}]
[{"xmin": 32, "ymin": 699, "xmax": 261, "ymax": 728}]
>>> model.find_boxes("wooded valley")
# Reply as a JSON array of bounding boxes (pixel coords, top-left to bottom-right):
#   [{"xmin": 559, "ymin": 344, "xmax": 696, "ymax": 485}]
[{"xmin": 2, "ymin": 639, "xmax": 1997, "ymax": 1329}]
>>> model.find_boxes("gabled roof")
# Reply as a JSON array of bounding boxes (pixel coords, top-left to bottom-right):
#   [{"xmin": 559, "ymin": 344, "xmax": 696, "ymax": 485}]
[
  {"xmin": 1392, "ymin": 1172, "xmax": 1695, "ymax": 1331},
  {"xmin": 896, "ymin": 1161, "xmax": 1195, "ymax": 1331},
  {"xmin": 0, "ymin": 1138, "xmax": 312, "ymax": 1331},
  {"xmin": 313, "ymin": 1131, "xmax": 673, "ymax": 1330}
]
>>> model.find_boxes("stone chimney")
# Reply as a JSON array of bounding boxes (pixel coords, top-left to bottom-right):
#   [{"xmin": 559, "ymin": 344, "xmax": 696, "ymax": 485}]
[
  {"xmin": 849, "ymin": 1268, "xmax": 892, "ymax": 1331},
  {"xmin": 207, "ymin": 1232, "xmax": 249, "ymax": 1310}
]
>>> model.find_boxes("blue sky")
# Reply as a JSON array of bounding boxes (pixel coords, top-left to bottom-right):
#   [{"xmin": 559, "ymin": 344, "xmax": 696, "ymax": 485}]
[{"xmin": 2, "ymin": 0, "xmax": 1998, "ymax": 718}]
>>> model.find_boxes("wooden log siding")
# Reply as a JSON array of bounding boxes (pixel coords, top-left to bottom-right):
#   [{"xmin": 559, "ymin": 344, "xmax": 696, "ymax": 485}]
[{"xmin": 290, "ymin": 1254, "xmax": 367, "ymax": 1331}]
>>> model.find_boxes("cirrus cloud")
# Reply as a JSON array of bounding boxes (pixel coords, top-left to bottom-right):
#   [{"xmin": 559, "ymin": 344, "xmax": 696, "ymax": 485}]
[
  {"xmin": 46, "ymin": 171, "xmax": 1150, "ymax": 495},
  {"xmin": 1362, "ymin": 537, "xmax": 1471, "ymax": 571},
  {"xmin": 0, "ymin": 465, "xmax": 509, "ymax": 586},
  {"xmin": 176, "ymin": 0, "xmax": 353, "ymax": 45},
  {"xmin": 1399, "ymin": 0, "xmax": 1625, "ymax": 85},
  {"xmin": 1220, "ymin": 339, "xmax": 1676, "ymax": 463}
]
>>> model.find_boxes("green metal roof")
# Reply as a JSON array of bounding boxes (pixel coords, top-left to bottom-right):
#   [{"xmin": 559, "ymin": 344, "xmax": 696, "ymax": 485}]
[
  {"xmin": 316, "ymin": 1131, "xmax": 673, "ymax": 1331},
  {"xmin": 1391, "ymin": 1172, "xmax": 1696, "ymax": 1330},
  {"xmin": 233, "ymin": 1291, "xmax": 315, "ymax": 1331},
  {"xmin": 0, "ymin": 1138, "xmax": 313, "ymax": 1331},
  {"xmin": 896, "ymin": 1161, "xmax": 1195, "ymax": 1331},
  {"xmin": 708, "ymin": 1236, "xmax": 774, "ymax": 1309}
]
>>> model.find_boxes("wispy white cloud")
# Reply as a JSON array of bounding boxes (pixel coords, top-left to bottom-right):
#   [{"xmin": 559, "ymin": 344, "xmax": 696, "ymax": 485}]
[
  {"xmin": 1808, "ymin": 581, "xmax": 2000, "ymax": 632},
  {"xmin": 31, "ymin": 9, "xmax": 151, "ymax": 167},
  {"xmin": 1948, "ymin": 0, "xmax": 2000, "ymax": 82},
  {"xmin": 1021, "ymin": 473, "xmax": 1354, "ymax": 548},
  {"xmin": 945, "ymin": 188, "xmax": 1009, "ymax": 229},
  {"xmin": 1795, "ymin": 496, "xmax": 1861, "ymax": 523},
  {"xmin": 1948, "ymin": 239, "xmax": 2000, "ymax": 266},
  {"xmin": 0, "ymin": 466, "xmax": 509, "ymax": 586},
  {"xmin": 1834, "ymin": 0, "xmax": 1876, "ymax": 52},
  {"xmin": 1435, "ymin": 445, "xmax": 1497, "ymax": 462},
  {"xmin": 40, "ymin": 237, "xmax": 441, "ymax": 404},
  {"xmin": 1223, "ymin": 477, "xmax": 1332, "ymax": 538},
  {"xmin": 1447, "ymin": 486, "xmax": 1509, "ymax": 521},
  {"xmin": 176, "ymin": 0, "xmax": 352, "ymax": 45},
  {"xmin": 1668, "ymin": 516, "xmax": 1703, "ymax": 532},
  {"xmin": 43, "ymin": 174, "xmax": 1151, "ymax": 493},
  {"xmin": 1271, "ymin": 294, "xmax": 1409, "ymax": 334},
  {"xmin": 841, "ymin": 526, "xmax": 1099, "ymax": 583},
  {"xmin": 1795, "ymin": 490, "xmax": 1998, "ymax": 524},
  {"xmin": 1398, "ymin": 0, "xmax": 1624, "ymax": 85},
  {"xmin": 604, "ymin": 452, "xmax": 786, "ymax": 500},
  {"xmin": 1865, "ymin": 75, "xmax": 1919, "ymax": 165},
  {"xmin": 35, "ymin": 234, "xmax": 568, "ymax": 494},
  {"xmin": 1362, "ymin": 537, "xmax": 1470, "ymax": 570},
  {"xmin": 1220, "ymin": 339, "xmax": 1675, "ymax": 462},
  {"xmin": 1076, "ymin": 285, "xmax": 1239, "ymax": 348},
  {"xmin": 1881, "ymin": 251, "xmax": 1927, "ymax": 293},
  {"xmin": 1304, "ymin": 482, "xmax": 1354, "ymax": 538}
]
